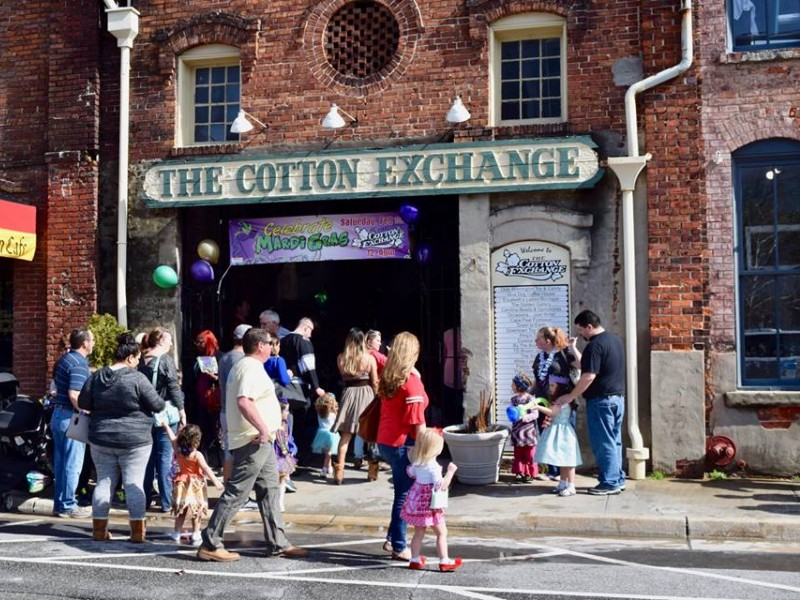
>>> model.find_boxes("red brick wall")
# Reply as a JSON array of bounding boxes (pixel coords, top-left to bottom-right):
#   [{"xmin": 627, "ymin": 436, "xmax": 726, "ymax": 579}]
[
  {"xmin": 0, "ymin": 1, "xmax": 101, "ymax": 394},
  {"xmin": 640, "ymin": 1, "xmax": 706, "ymax": 352},
  {"xmin": 120, "ymin": 1, "xmax": 649, "ymax": 159},
  {"xmin": 698, "ymin": 2, "xmax": 800, "ymax": 353}
]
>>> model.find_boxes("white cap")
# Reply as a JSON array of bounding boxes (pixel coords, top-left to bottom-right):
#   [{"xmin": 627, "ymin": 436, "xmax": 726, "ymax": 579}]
[{"xmin": 233, "ymin": 324, "xmax": 252, "ymax": 341}]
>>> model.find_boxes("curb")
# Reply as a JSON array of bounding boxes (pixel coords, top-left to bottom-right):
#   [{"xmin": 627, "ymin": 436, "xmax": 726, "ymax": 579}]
[{"xmin": 8, "ymin": 492, "xmax": 800, "ymax": 543}]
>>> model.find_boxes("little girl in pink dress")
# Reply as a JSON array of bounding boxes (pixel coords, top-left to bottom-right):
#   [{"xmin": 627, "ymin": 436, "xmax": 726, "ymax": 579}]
[{"xmin": 399, "ymin": 429, "xmax": 461, "ymax": 572}]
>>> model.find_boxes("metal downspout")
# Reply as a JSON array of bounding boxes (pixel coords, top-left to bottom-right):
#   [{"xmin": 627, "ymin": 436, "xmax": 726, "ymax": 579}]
[
  {"xmin": 606, "ymin": 0, "xmax": 693, "ymax": 479},
  {"xmin": 104, "ymin": 3, "xmax": 139, "ymax": 328}
]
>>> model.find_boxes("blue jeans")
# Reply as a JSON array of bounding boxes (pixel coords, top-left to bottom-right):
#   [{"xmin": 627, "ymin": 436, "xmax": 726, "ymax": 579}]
[
  {"xmin": 90, "ymin": 443, "xmax": 151, "ymax": 520},
  {"xmin": 585, "ymin": 395, "xmax": 626, "ymax": 488},
  {"xmin": 378, "ymin": 443, "xmax": 413, "ymax": 553},
  {"xmin": 144, "ymin": 424, "xmax": 176, "ymax": 511},
  {"xmin": 353, "ymin": 435, "xmax": 365, "ymax": 460},
  {"xmin": 50, "ymin": 406, "xmax": 86, "ymax": 514}
]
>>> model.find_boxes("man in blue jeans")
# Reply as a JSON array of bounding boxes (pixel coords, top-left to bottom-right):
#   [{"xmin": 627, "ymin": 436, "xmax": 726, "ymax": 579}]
[
  {"xmin": 51, "ymin": 328, "xmax": 95, "ymax": 517},
  {"xmin": 557, "ymin": 310, "xmax": 626, "ymax": 495}
]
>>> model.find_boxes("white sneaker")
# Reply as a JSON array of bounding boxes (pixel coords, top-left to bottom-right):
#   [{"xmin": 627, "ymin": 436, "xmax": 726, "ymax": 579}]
[
  {"xmin": 190, "ymin": 531, "xmax": 202, "ymax": 546},
  {"xmin": 558, "ymin": 485, "xmax": 576, "ymax": 497},
  {"xmin": 167, "ymin": 531, "xmax": 181, "ymax": 543},
  {"xmin": 551, "ymin": 480, "xmax": 567, "ymax": 494}
]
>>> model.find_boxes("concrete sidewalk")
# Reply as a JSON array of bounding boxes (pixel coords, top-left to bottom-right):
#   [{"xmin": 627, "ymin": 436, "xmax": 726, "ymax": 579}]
[{"xmin": 9, "ymin": 466, "xmax": 800, "ymax": 543}]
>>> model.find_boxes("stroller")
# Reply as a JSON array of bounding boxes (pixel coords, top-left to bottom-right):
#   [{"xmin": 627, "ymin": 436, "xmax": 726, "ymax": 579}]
[{"xmin": 0, "ymin": 373, "xmax": 54, "ymax": 511}]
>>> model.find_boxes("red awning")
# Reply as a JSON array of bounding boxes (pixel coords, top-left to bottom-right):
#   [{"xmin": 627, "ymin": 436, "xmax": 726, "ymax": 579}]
[{"xmin": 0, "ymin": 199, "xmax": 36, "ymax": 261}]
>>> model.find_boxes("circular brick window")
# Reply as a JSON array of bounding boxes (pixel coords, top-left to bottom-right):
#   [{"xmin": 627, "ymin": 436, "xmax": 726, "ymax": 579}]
[{"xmin": 325, "ymin": 1, "xmax": 400, "ymax": 79}]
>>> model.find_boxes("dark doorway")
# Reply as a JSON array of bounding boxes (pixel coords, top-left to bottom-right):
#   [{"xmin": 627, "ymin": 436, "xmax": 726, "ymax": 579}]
[{"xmin": 181, "ymin": 195, "xmax": 461, "ymax": 425}]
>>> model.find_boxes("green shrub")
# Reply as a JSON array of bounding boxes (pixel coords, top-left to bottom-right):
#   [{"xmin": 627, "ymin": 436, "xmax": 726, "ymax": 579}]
[
  {"xmin": 647, "ymin": 470, "xmax": 666, "ymax": 480},
  {"xmin": 87, "ymin": 313, "xmax": 127, "ymax": 368},
  {"xmin": 707, "ymin": 469, "xmax": 728, "ymax": 480}
]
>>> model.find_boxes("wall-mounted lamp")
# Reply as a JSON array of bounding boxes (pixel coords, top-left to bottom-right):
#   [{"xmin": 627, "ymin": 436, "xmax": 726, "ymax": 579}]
[
  {"xmin": 766, "ymin": 168, "xmax": 781, "ymax": 180},
  {"xmin": 712, "ymin": 150, "xmax": 723, "ymax": 165},
  {"xmin": 230, "ymin": 110, "xmax": 268, "ymax": 134},
  {"xmin": 446, "ymin": 96, "xmax": 471, "ymax": 124},
  {"xmin": 321, "ymin": 103, "xmax": 358, "ymax": 129}
]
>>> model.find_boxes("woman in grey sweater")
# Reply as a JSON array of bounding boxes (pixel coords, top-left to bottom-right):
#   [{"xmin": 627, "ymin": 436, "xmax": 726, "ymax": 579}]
[{"xmin": 78, "ymin": 333, "xmax": 164, "ymax": 543}]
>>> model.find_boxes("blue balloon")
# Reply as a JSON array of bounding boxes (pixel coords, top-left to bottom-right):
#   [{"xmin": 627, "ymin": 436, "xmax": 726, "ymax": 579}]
[
  {"xmin": 190, "ymin": 259, "xmax": 214, "ymax": 283},
  {"xmin": 399, "ymin": 204, "xmax": 419, "ymax": 225}
]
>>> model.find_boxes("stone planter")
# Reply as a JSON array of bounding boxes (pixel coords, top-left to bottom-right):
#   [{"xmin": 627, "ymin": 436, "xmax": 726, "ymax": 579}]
[{"xmin": 443, "ymin": 423, "xmax": 510, "ymax": 485}]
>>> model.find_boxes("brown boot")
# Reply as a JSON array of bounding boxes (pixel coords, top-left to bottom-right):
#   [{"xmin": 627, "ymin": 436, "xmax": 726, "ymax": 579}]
[
  {"xmin": 333, "ymin": 462, "xmax": 345, "ymax": 485},
  {"xmin": 92, "ymin": 519, "xmax": 112, "ymax": 541},
  {"xmin": 367, "ymin": 461, "xmax": 380, "ymax": 482},
  {"xmin": 129, "ymin": 519, "xmax": 146, "ymax": 543}
]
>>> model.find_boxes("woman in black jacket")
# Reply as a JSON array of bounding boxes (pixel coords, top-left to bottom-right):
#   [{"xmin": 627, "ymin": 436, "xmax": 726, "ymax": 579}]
[{"xmin": 78, "ymin": 333, "xmax": 164, "ymax": 543}]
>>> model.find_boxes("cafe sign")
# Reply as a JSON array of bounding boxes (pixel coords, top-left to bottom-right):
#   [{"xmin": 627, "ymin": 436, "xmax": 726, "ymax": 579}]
[{"xmin": 143, "ymin": 137, "xmax": 601, "ymax": 207}]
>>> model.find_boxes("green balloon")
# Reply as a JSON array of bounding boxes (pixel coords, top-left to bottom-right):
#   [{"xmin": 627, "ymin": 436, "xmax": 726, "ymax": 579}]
[{"xmin": 153, "ymin": 265, "xmax": 179, "ymax": 289}]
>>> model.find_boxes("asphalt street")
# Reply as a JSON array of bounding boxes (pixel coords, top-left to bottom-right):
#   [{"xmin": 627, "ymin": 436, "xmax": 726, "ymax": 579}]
[{"xmin": 0, "ymin": 513, "xmax": 798, "ymax": 600}]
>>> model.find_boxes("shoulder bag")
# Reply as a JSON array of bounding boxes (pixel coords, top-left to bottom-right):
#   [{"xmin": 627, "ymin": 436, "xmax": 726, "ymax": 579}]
[
  {"xmin": 66, "ymin": 410, "xmax": 90, "ymax": 444},
  {"xmin": 150, "ymin": 354, "xmax": 180, "ymax": 426},
  {"xmin": 357, "ymin": 395, "xmax": 382, "ymax": 444},
  {"xmin": 274, "ymin": 379, "xmax": 309, "ymax": 412}
]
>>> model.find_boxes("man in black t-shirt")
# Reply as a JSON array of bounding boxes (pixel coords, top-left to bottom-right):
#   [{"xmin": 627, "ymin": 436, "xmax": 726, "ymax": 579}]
[{"xmin": 556, "ymin": 310, "xmax": 626, "ymax": 495}]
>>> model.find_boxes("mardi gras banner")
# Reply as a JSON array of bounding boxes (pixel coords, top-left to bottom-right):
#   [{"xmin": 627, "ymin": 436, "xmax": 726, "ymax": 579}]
[
  {"xmin": 0, "ymin": 199, "xmax": 36, "ymax": 262},
  {"xmin": 229, "ymin": 212, "xmax": 411, "ymax": 265}
]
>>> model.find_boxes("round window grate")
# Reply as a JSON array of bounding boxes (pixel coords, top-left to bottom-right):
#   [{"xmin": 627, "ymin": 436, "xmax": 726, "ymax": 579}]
[{"xmin": 325, "ymin": 1, "xmax": 400, "ymax": 79}]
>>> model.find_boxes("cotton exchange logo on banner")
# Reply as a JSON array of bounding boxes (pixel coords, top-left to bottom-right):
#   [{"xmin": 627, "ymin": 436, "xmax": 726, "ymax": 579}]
[{"xmin": 495, "ymin": 249, "xmax": 566, "ymax": 282}]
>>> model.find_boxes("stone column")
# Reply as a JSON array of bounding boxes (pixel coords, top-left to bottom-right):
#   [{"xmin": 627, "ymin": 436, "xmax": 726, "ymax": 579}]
[{"xmin": 459, "ymin": 194, "xmax": 492, "ymax": 421}]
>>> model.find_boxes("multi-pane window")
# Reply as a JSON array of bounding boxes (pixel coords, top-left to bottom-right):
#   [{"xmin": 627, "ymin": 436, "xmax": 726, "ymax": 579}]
[
  {"xmin": 500, "ymin": 38, "xmax": 562, "ymax": 121},
  {"xmin": 490, "ymin": 13, "xmax": 566, "ymax": 126},
  {"xmin": 735, "ymin": 139, "xmax": 800, "ymax": 388},
  {"xmin": 193, "ymin": 65, "xmax": 241, "ymax": 144},
  {"xmin": 729, "ymin": 0, "xmax": 800, "ymax": 51},
  {"xmin": 177, "ymin": 45, "xmax": 241, "ymax": 147}
]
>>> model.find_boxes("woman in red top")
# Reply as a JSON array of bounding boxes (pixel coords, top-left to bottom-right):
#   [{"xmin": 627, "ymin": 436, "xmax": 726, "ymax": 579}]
[{"xmin": 376, "ymin": 332, "xmax": 428, "ymax": 561}]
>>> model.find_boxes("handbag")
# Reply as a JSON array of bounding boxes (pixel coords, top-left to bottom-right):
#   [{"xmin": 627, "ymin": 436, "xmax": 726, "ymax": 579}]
[
  {"xmin": 274, "ymin": 380, "xmax": 308, "ymax": 412},
  {"xmin": 149, "ymin": 355, "xmax": 180, "ymax": 426},
  {"xmin": 66, "ymin": 411, "xmax": 90, "ymax": 444},
  {"xmin": 430, "ymin": 487, "xmax": 449, "ymax": 509},
  {"xmin": 357, "ymin": 395, "xmax": 382, "ymax": 444}
]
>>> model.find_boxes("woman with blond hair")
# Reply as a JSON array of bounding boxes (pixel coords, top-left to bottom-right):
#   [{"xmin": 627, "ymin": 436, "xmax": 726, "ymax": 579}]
[
  {"xmin": 138, "ymin": 326, "xmax": 186, "ymax": 512},
  {"xmin": 532, "ymin": 325, "xmax": 581, "ymax": 480},
  {"xmin": 531, "ymin": 326, "xmax": 581, "ymax": 398},
  {"xmin": 376, "ymin": 332, "xmax": 428, "ymax": 561},
  {"xmin": 331, "ymin": 328, "xmax": 378, "ymax": 484}
]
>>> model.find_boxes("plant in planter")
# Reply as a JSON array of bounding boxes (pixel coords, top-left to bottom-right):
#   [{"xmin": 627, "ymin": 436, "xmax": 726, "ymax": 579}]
[
  {"xmin": 87, "ymin": 313, "xmax": 127, "ymax": 369},
  {"xmin": 443, "ymin": 390, "xmax": 509, "ymax": 485}
]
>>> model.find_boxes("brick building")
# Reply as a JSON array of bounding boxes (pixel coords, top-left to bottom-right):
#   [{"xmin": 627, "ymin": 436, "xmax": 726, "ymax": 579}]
[{"xmin": 0, "ymin": 1, "xmax": 797, "ymax": 475}]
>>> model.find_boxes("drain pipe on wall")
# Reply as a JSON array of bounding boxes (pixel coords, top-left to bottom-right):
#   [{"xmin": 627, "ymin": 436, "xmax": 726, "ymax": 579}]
[
  {"xmin": 103, "ymin": 1, "xmax": 139, "ymax": 328},
  {"xmin": 606, "ymin": 0, "xmax": 693, "ymax": 480}
]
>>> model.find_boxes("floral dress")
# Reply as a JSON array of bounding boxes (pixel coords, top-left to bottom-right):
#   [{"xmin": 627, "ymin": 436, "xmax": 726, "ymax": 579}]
[
  {"xmin": 400, "ymin": 459, "xmax": 446, "ymax": 527},
  {"xmin": 172, "ymin": 452, "xmax": 209, "ymax": 520}
]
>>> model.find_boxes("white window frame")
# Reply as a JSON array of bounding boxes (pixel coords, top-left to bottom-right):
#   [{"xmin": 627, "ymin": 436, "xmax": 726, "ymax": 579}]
[
  {"xmin": 489, "ymin": 13, "xmax": 567, "ymax": 127},
  {"xmin": 176, "ymin": 44, "xmax": 241, "ymax": 148}
]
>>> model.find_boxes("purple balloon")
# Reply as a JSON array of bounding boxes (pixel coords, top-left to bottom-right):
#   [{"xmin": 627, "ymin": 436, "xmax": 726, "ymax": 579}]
[
  {"xmin": 190, "ymin": 259, "xmax": 214, "ymax": 283},
  {"xmin": 399, "ymin": 204, "xmax": 419, "ymax": 225}
]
